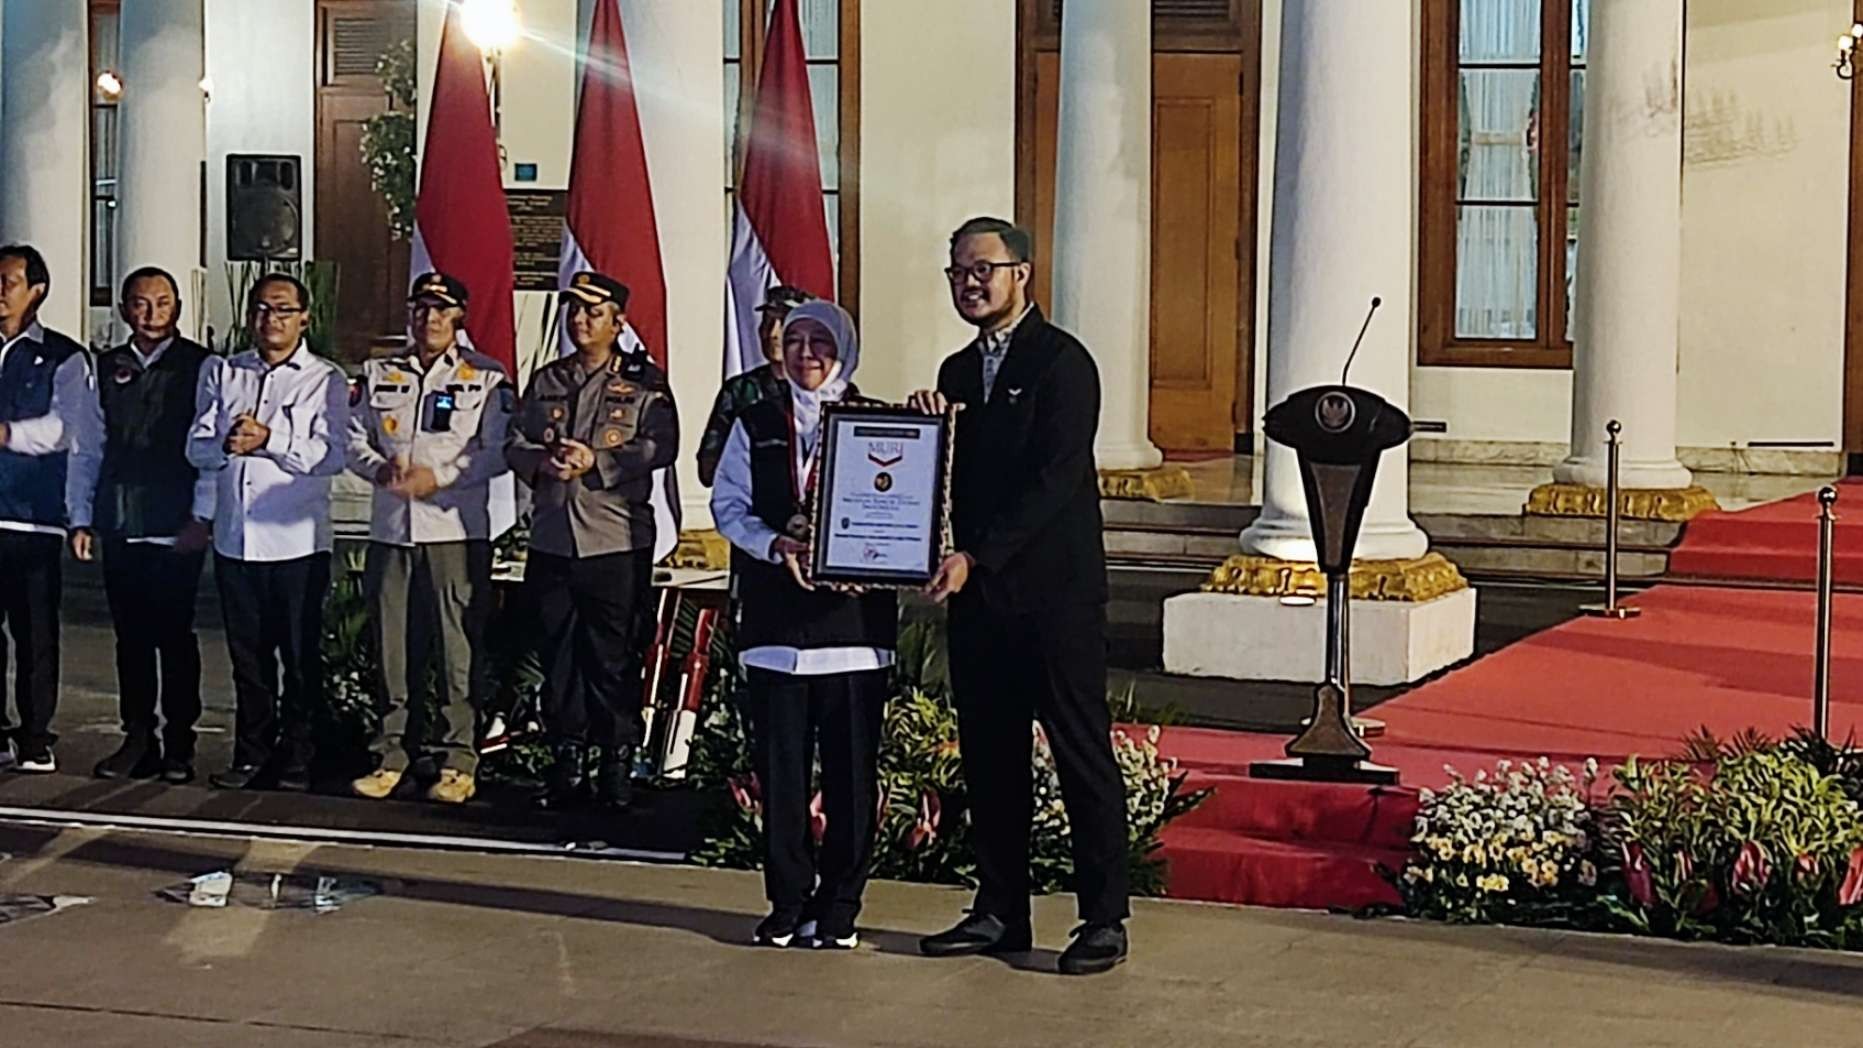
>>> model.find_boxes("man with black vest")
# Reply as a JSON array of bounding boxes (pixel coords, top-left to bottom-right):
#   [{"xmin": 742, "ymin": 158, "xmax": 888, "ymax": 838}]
[
  {"xmin": 911, "ymin": 217, "xmax": 1130, "ymax": 975},
  {"xmin": 70, "ymin": 266, "xmax": 214, "ymax": 783},
  {"xmin": 507, "ymin": 271, "xmax": 678, "ymax": 811},
  {"xmin": 0, "ymin": 244, "xmax": 101, "ymax": 775}
]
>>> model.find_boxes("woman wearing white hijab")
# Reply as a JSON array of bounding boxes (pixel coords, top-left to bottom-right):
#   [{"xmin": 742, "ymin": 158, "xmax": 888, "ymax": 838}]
[{"xmin": 711, "ymin": 299, "xmax": 897, "ymax": 950}]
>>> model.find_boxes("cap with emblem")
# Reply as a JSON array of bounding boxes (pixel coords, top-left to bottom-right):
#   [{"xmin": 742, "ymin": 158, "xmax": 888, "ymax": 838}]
[
  {"xmin": 409, "ymin": 271, "xmax": 469, "ymax": 308},
  {"xmin": 754, "ymin": 285, "xmax": 812, "ymax": 316},
  {"xmin": 560, "ymin": 271, "xmax": 630, "ymax": 310}
]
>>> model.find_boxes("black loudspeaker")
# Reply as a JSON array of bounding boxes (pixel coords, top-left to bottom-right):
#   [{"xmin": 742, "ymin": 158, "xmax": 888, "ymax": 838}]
[{"xmin": 225, "ymin": 154, "xmax": 303, "ymax": 261}]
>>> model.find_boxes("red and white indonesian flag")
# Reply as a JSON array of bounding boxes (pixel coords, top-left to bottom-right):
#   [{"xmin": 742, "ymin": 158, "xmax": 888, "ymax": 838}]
[
  {"xmin": 411, "ymin": 2, "xmax": 517, "ymax": 535},
  {"xmin": 723, "ymin": 0, "xmax": 834, "ymax": 378},
  {"xmin": 562, "ymin": 0, "xmax": 678, "ymax": 561}
]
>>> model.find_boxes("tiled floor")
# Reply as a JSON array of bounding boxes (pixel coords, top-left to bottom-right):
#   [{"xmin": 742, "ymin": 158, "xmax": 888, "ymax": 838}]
[{"xmin": 1171, "ymin": 455, "xmax": 1832, "ymax": 515}]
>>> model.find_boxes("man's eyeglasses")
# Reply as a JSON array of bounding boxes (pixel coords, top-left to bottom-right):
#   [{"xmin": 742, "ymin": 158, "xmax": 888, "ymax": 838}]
[
  {"xmin": 944, "ymin": 260, "xmax": 1023, "ymax": 285},
  {"xmin": 250, "ymin": 303, "xmax": 307, "ymax": 318}
]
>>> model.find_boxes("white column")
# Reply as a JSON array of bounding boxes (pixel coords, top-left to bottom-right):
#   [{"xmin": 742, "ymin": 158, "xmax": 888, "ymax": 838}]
[
  {"xmin": 1552, "ymin": 0, "xmax": 1691, "ymax": 491},
  {"xmin": 620, "ymin": 0, "xmax": 725, "ymax": 527},
  {"xmin": 117, "ymin": 0, "xmax": 206, "ymax": 300},
  {"xmin": 0, "ymin": 1, "xmax": 90, "ymax": 336},
  {"xmin": 1051, "ymin": 0, "xmax": 1161, "ymax": 471},
  {"xmin": 1239, "ymin": 0, "xmax": 1427, "ymax": 563}
]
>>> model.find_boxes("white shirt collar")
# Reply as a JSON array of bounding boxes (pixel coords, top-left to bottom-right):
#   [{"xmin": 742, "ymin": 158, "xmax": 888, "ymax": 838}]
[
  {"xmin": 239, "ymin": 340, "xmax": 311, "ymax": 371},
  {"xmin": 130, "ymin": 335, "xmax": 176, "ymax": 369}
]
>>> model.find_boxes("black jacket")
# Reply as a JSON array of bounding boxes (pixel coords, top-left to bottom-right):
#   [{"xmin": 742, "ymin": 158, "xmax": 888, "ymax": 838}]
[
  {"xmin": 93, "ymin": 336, "xmax": 211, "ymax": 538},
  {"xmin": 937, "ymin": 306, "xmax": 1106, "ymax": 613}
]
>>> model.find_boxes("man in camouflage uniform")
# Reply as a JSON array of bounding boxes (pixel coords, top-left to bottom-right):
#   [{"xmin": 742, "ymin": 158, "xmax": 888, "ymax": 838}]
[{"xmin": 697, "ymin": 285, "xmax": 810, "ymax": 487}]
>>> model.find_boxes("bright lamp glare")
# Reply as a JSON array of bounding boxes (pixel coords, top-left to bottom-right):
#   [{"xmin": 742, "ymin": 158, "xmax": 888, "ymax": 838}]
[
  {"xmin": 460, "ymin": 0, "xmax": 520, "ymax": 52},
  {"xmin": 95, "ymin": 70, "xmax": 123, "ymax": 98}
]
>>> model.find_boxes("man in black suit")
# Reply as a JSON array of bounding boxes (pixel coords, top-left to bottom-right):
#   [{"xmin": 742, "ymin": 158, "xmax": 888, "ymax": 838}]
[
  {"xmin": 911, "ymin": 216, "xmax": 1129, "ymax": 975},
  {"xmin": 70, "ymin": 266, "xmax": 214, "ymax": 784}
]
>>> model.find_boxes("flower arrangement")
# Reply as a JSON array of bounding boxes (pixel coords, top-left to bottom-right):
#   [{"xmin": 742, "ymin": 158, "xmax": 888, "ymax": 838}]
[
  {"xmin": 1398, "ymin": 757, "xmax": 1602, "ymax": 925},
  {"xmin": 1397, "ymin": 730, "xmax": 1863, "ymax": 953}
]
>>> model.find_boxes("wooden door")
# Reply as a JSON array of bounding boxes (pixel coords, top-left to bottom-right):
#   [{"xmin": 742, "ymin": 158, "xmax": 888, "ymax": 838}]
[
  {"xmin": 315, "ymin": 0, "xmax": 414, "ymax": 361},
  {"xmin": 1029, "ymin": 51, "xmax": 1248, "ymax": 454}
]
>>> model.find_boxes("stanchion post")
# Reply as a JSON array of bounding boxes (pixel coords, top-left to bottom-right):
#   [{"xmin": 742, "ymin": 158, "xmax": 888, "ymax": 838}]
[
  {"xmin": 1815, "ymin": 485, "xmax": 1838, "ymax": 740},
  {"xmin": 1584, "ymin": 419, "xmax": 1641, "ymax": 620}
]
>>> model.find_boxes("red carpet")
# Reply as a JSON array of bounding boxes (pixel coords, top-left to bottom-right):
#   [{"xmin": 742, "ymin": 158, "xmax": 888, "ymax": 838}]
[
  {"xmin": 1669, "ymin": 481, "xmax": 1863, "ymax": 583},
  {"xmin": 1155, "ymin": 584, "xmax": 1863, "ymax": 909}
]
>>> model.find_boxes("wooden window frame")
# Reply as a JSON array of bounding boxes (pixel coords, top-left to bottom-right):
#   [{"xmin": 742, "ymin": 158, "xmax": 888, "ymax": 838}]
[
  {"xmin": 1418, "ymin": 0, "xmax": 1580, "ymax": 369},
  {"xmin": 727, "ymin": 0, "xmax": 860, "ymax": 317}
]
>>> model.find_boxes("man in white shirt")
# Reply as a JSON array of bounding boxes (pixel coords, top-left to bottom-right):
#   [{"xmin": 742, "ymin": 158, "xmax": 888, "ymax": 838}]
[
  {"xmin": 0, "ymin": 244, "xmax": 102, "ymax": 775},
  {"xmin": 69, "ymin": 266, "xmax": 216, "ymax": 784},
  {"xmin": 345, "ymin": 272, "xmax": 511, "ymax": 805},
  {"xmin": 187, "ymin": 273, "xmax": 348, "ymax": 791}
]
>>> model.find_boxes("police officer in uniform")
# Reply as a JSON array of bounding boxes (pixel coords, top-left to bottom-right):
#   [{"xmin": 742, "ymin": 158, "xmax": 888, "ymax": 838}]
[
  {"xmin": 346, "ymin": 272, "xmax": 512, "ymax": 805},
  {"xmin": 507, "ymin": 271, "xmax": 678, "ymax": 811},
  {"xmin": 70, "ymin": 266, "xmax": 214, "ymax": 784}
]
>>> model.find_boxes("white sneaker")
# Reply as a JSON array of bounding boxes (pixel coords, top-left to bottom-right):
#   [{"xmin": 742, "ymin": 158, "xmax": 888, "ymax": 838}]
[
  {"xmin": 17, "ymin": 747, "xmax": 55, "ymax": 774},
  {"xmin": 812, "ymin": 931, "xmax": 859, "ymax": 950}
]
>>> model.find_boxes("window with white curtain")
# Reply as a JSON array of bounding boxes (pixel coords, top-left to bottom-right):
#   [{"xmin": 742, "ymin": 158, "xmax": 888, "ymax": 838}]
[
  {"xmin": 724, "ymin": 0, "xmax": 852, "ymax": 300},
  {"xmin": 1420, "ymin": 0, "xmax": 1588, "ymax": 368}
]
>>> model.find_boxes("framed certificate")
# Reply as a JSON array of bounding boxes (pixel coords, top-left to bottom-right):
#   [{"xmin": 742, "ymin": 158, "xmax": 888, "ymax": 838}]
[{"xmin": 806, "ymin": 403, "xmax": 954, "ymax": 587}]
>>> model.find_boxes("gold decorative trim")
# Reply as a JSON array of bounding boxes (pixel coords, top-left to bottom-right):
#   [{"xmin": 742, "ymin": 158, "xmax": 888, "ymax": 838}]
[
  {"xmin": 1523, "ymin": 483, "xmax": 1720, "ymax": 522},
  {"xmin": 1201, "ymin": 551, "xmax": 1470, "ymax": 602},
  {"xmin": 666, "ymin": 529, "xmax": 730, "ymax": 570},
  {"xmin": 1098, "ymin": 465, "xmax": 1193, "ymax": 501}
]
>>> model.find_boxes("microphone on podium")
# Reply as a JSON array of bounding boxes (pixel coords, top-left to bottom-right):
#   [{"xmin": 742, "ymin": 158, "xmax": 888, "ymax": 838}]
[{"xmin": 1341, "ymin": 296, "xmax": 1382, "ymax": 386}]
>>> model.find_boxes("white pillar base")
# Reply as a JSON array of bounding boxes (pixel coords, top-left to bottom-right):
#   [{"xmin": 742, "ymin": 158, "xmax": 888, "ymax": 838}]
[
  {"xmin": 1239, "ymin": 513, "xmax": 1430, "ymax": 564},
  {"xmin": 1163, "ymin": 588, "xmax": 1478, "ymax": 687},
  {"xmin": 1552, "ymin": 455, "xmax": 1693, "ymax": 491},
  {"xmin": 1095, "ymin": 438, "xmax": 1164, "ymax": 472}
]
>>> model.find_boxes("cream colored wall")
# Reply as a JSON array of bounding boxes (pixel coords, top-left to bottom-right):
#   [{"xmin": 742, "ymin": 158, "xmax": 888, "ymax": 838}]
[
  {"xmin": 1408, "ymin": 0, "xmax": 1853, "ymax": 456},
  {"xmin": 1676, "ymin": 0, "xmax": 1850, "ymax": 453},
  {"xmin": 853, "ymin": 0, "xmax": 1018, "ymax": 403},
  {"xmin": 203, "ymin": 0, "xmax": 318, "ymax": 337}
]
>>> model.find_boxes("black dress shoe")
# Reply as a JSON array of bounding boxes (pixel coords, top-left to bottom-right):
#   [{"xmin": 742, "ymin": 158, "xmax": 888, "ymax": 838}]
[
  {"xmin": 95, "ymin": 735, "xmax": 162, "ymax": 780},
  {"xmin": 209, "ymin": 764, "xmax": 263, "ymax": 790},
  {"xmin": 920, "ymin": 913, "xmax": 1033, "ymax": 957},
  {"xmin": 160, "ymin": 758, "xmax": 196, "ymax": 785},
  {"xmin": 1057, "ymin": 922, "xmax": 1128, "ymax": 976}
]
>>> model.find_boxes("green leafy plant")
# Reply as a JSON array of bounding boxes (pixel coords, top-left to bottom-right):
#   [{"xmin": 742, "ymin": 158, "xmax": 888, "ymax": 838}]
[
  {"xmin": 359, "ymin": 39, "xmax": 417, "ymax": 241},
  {"xmin": 1605, "ymin": 749, "xmax": 1863, "ymax": 947}
]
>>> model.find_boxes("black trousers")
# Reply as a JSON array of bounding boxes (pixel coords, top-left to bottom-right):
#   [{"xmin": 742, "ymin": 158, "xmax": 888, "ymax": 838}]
[
  {"xmin": 527, "ymin": 548, "xmax": 649, "ymax": 751},
  {"xmin": 0, "ymin": 531, "xmax": 62, "ymax": 750},
  {"xmin": 742, "ymin": 667, "xmax": 887, "ymax": 924},
  {"xmin": 948, "ymin": 599, "xmax": 1130, "ymax": 925},
  {"xmin": 102, "ymin": 539, "xmax": 206, "ymax": 759},
  {"xmin": 215, "ymin": 552, "xmax": 330, "ymax": 770}
]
